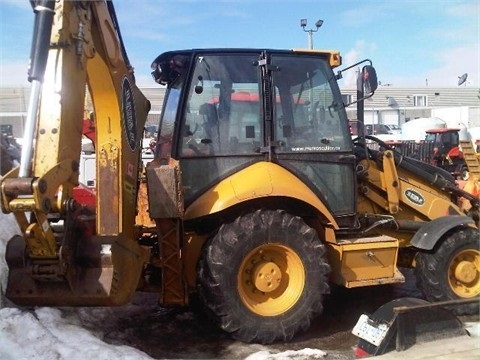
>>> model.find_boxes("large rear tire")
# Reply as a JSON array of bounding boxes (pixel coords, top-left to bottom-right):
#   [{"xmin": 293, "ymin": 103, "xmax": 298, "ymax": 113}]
[
  {"xmin": 197, "ymin": 209, "xmax": 330, "ymax": 344},
  {"xmin": 415, "ymin": 227, "xmax": 480, "ymax": 315}
]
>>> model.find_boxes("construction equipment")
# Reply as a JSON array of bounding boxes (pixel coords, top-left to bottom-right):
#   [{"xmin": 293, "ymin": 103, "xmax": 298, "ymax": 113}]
[
  {"xmin": 1, "ymin": 124, "xmax": 21, "ymax": 176},
  {"xmin": 401, "ymin": 127, "xmax": 471, "ymax": 180},
  {"xmin": 1, "ymin": 0, "xmax": 479, "ymax": 345},
  {"xmin": 426, "ymin": 127, "xmax": 471, "ymax": 180},
  {"xmin": 0, "ymin": 132, "xmax": 21, "ymax": 176}
]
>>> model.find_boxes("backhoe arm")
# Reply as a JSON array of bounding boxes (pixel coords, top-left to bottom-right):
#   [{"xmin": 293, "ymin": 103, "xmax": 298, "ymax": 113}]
[{"xmin": 0, "ymin": 0, "xmax": 150, "ymax": 306}]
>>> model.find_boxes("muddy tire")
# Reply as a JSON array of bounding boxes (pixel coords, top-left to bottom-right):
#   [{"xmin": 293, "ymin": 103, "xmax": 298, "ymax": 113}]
[
  {"xmin": 415, "ymin": 227, "xmax": 480, "ymax": 315},
  {"xmin": 197, "ymin": 209, "xmax": 330, "ymax": 344}
]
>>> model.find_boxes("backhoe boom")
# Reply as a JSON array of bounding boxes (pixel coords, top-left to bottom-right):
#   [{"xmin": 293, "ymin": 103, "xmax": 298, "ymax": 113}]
[{"xmin": 0, "ymin": 0, "xmax": 150, "ymax": 305}]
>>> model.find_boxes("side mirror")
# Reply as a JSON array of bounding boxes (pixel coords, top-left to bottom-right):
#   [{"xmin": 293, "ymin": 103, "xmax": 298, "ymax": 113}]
[
  {"xmin": 339, "ymin": 60, "xmax": 378, "ymax": 107},
  {"xmin": 362, "ymin": 65, "xmax": 378, "ymax": 95},
  {"xmin": 151, "ymin": 53, "xmax": 189, "ymax": 85}
]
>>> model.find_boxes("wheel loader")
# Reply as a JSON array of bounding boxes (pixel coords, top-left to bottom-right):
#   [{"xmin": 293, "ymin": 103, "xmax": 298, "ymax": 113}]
[{"xmin": 1, "ymin": 0, "xmax": 479, "ymax": 345}]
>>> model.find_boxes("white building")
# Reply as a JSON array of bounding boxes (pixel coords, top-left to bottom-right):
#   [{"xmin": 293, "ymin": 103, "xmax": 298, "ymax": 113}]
[{"xmin": 342, "ymin": 86, "xmax": 480, "ymax": 130}]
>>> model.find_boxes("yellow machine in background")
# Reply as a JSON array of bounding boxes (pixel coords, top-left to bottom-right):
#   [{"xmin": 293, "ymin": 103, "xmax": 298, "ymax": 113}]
[{"xmin": 1, "ymin": 0, "xmax": 478, "ymax": 345}]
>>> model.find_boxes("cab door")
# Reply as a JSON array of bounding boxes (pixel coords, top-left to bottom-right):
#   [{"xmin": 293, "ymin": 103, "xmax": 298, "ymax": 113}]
[{"xmin": 269, "ymin": 53, "xmax": 357, "ymax": 227}]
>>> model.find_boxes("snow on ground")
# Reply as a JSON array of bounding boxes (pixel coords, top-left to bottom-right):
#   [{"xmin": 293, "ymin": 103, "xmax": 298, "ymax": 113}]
[
  {"xmin": 465, "ymin": 322, "xmax": 480, "ymax": 337},
  {"xmin": 0, "ymin": 307, "xmax": 152, "ymax": 360},
  {"xmin": 0, "ymin": 300, "xmax": 328, "ymax": 360},
  {"xmin": 0, "ymin": 297, "xmax": 330, "ymax": 360},
  {"xmin": 245, "ymin": 349, "xmax": 327, "ymax": 360}
]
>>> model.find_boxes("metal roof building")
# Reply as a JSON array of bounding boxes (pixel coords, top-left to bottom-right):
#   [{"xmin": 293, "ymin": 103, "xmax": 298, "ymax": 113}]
[{"xmin": 342, "ymin": 86, "xmax": 480, "ymax": 129}]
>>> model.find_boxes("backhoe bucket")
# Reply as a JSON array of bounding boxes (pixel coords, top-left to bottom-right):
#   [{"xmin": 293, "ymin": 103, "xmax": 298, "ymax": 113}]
[{"xmin": 5, "ymin": 232, "xmax": 148, "ymax": 307}]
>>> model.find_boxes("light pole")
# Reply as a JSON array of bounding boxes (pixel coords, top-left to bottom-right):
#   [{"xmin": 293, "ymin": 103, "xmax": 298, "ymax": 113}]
[{"xmin": 300, "ymin": 18, "xmax": 323, "ymax": 49}]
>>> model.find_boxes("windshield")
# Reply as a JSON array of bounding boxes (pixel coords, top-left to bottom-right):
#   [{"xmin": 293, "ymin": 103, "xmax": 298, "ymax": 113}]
[{"xmin": 176, "ymin": 52, "xmax": 350, "ymax": 158}]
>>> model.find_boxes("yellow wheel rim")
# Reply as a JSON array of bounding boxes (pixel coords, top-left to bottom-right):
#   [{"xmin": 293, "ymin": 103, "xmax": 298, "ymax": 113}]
[
  {"xmin": 237, "ymin": 243, "xmax": 305, "ymax": 316},
  {"xmin": 448, "ymin": 248, "xmax": 480, "ymax": 298}
]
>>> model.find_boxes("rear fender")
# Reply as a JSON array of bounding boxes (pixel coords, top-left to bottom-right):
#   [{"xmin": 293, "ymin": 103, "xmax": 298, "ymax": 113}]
[
  {"xmin": 411, "ymin": 215, "xmax": 476, "ymax": 250},
  {"xmin": 184, "ymin": 161, "xmax": 338, "ymax": 228}
]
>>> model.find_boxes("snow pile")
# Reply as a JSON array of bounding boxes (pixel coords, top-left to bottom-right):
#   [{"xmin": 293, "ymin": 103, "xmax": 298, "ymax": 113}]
[
  {"xmin": 245, "ymin": 348, "xmax": 328, "ymax": 360},
  {"xmin": 0, "ymin": 307, "xmax": 152, "ymax": 360},
  {"xmin": 465, "ymin": 322, "xmax": 480, "ymax": 337}
]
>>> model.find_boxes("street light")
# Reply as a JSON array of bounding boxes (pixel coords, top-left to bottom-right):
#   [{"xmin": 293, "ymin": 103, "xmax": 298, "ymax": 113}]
[{"xmin": 300, "ymin": 18, "xmax": 323, "ymax": 49}]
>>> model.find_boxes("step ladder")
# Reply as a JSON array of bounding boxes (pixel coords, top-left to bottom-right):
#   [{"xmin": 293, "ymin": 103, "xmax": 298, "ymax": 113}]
[{"xmin": 460, "ymin": 140, "xmax": 480, "ymax": 180}]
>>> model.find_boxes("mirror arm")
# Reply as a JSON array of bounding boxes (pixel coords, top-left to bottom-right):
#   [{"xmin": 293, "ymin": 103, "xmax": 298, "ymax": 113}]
[{"xmin": 335, "ymin": 59, "xmax": 373, "ymax": 80}]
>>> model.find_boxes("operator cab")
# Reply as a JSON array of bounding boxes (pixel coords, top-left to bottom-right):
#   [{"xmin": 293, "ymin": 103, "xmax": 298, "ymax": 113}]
[
  {"xmin": 425, "ymin": 128, "xmax": 460, "ymax": 156},
  {"xmin": 151, "ymin": 49, "xmax": 375, "ymax": 227}
]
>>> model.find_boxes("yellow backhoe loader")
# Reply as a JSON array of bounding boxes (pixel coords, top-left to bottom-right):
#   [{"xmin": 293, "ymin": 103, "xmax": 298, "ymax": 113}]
[{"xmin": 1, "ymin": 0, "xmax": 478, "ymax": 345}]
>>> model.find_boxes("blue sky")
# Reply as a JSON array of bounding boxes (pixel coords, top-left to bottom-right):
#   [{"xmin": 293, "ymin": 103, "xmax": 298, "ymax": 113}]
[{"xmin": 1, "ymin": 0, "xmax": 478, "ymax": 88}]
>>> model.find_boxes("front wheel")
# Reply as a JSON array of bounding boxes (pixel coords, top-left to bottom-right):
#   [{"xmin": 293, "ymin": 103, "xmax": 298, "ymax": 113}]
[
  {"xmin": 458, "ymin": 165, "xmax": 469, "ymax": 181},
  {"xmin": 415, "ymin": 227, "xmax": 480, "ymax": 315},
  {"xmin": 197, "ymin": 209, "xmax": 330, "ymax": 344}
]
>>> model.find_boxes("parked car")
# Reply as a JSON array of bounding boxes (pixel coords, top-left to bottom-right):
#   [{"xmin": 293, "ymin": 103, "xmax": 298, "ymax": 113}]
[{"xmin": 365, "ymin": 124, "xmax": 401, "ymax": 135}]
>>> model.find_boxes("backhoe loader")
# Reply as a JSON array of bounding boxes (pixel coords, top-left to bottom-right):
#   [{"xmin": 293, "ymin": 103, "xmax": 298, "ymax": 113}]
[{"xmin": 1, "ymin": 0, "xmax": 478, "ymax": 345}]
